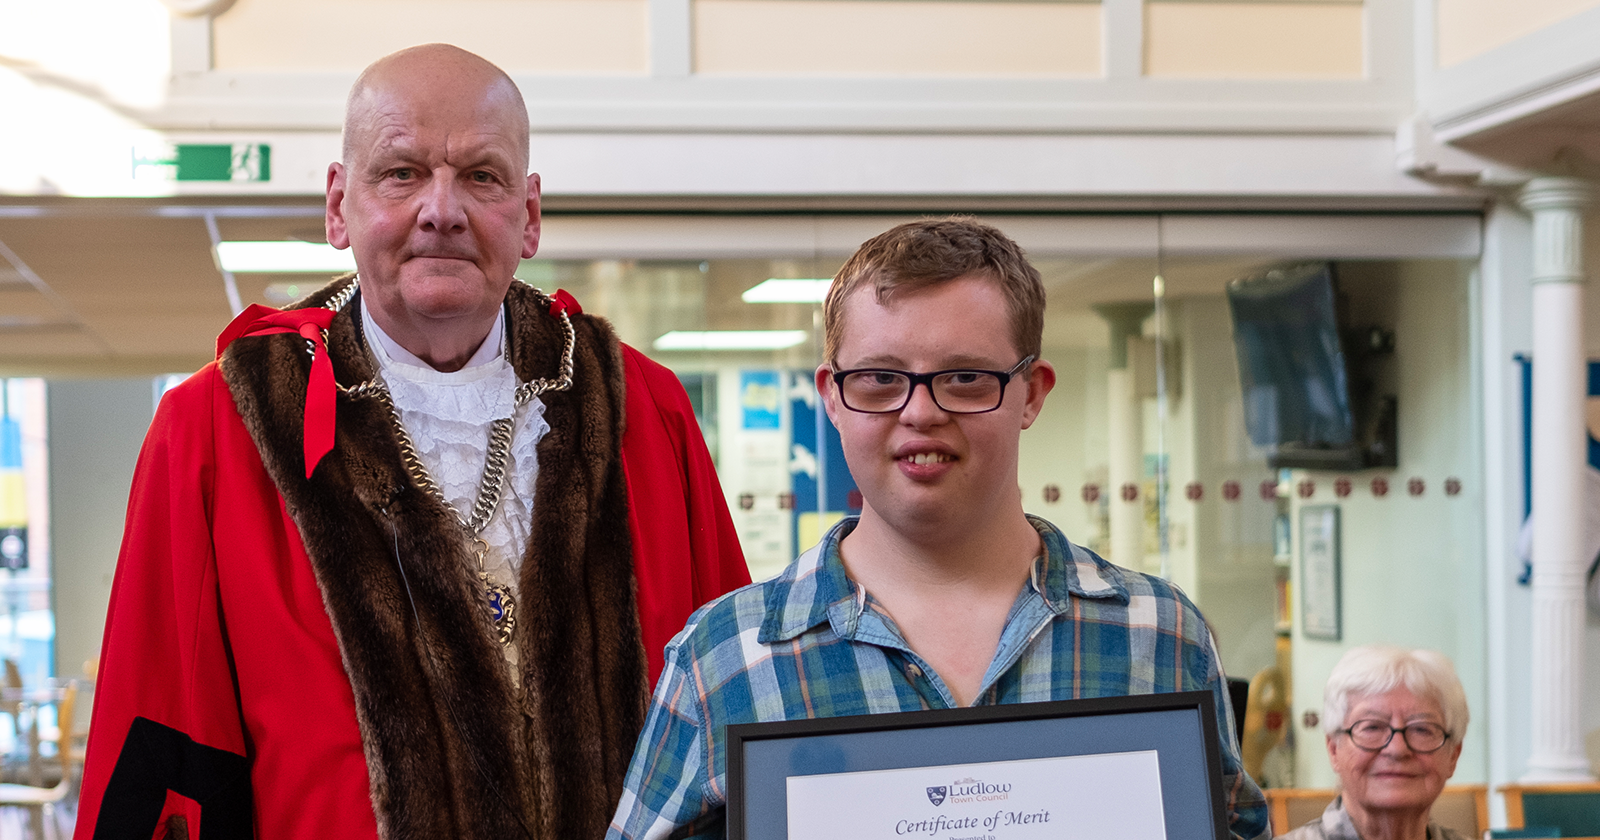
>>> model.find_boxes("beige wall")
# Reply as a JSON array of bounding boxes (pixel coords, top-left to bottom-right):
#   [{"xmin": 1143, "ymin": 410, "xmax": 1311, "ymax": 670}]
[
  {"xmin": 1145, "ymin": 1, "xmax": 1364, "ymax": 78},
  {"xmin": 693, "ymin": 0, "xmax": 1102, "ymax": 76},
  {"xmin": 49, "ymin": 378, "xmax": 155, "ymax": 735},
  {"xmin": 212, "ymin": 0, "xmax": 651, "ymax": 74},
  {"xmin": 1436, "ymin": 0, "xmax": 1600, "ymax": 67},
  {"xmin": 209, "ymin": 0, "xmax": 1370, "ymax": 81}
]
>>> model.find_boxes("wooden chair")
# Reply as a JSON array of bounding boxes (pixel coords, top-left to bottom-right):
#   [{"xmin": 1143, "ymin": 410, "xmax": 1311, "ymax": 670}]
[
  {"xmin": 1499, "ymin": 781, "xmax": 1600, "ymax": 839},
  {"xmin": 1430, "ymin": 784, "xmax": 1491, "ymax": 837},
  {"xmin": 1264, "ymin": 784, "xmax": 1489, "ymax": 837},
  {"xmin": 0, "ymin": 683, "xmax": 78, "ymax": 840}
]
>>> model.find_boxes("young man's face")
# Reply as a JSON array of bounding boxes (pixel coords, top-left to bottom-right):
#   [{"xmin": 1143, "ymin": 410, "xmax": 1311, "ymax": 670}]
[{"xmin": 817, "ymin": 274, "xmax": 1055, "ymax": 540}]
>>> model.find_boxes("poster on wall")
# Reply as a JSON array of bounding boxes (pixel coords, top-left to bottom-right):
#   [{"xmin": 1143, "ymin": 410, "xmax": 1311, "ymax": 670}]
[
  {"xmin": 741, "ymin": 371, "xmax": 782, "ymax": 430},
  {"xmin": 727, "ymin": 369, "xmax": 792, "ymax": 577},
  {"xmin": 789, "ymin": 373, "xmax": 855, "ymax": 553},
  {"xmin": 0, "ymin": 413, "xmax": 27, "ymax": 571},
  {"xmin": 1300, "ymin": 505, "xmax": 1341, "ymax": 641}
]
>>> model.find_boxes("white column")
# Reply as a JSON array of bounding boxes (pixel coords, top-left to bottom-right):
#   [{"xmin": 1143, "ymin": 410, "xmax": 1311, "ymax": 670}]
[
  {"xmin": 1095, "ymin": 304, "xmax": 1152, "ymax": 571},
  {"xmin": 1107, "ymin": 366, "xmax": 1142, "ymax": 569},
  {"xmin": 1520, "ymin": 176, "xmax": 1595, "ymax": 782}
]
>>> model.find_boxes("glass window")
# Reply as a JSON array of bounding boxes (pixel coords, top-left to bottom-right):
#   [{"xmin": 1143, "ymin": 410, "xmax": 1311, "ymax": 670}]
[
  {"xmin": 0, "ymin": 379, "xmax": 53, "ymax": 692},
  {"xmin": 516, "ymin": 220, "xmax": 1481, "ymax": 791}
]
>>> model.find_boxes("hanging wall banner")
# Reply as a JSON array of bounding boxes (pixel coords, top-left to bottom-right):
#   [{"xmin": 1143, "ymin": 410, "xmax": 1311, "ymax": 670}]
[{"xmin": 1514, "ymin": 356, "xmax": 1600, "ymax": 611}]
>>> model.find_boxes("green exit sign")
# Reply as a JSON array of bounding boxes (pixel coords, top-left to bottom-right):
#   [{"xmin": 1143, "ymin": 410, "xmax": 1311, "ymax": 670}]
[{"xmin": 132, "ymin": 143, "xmax": 271, "ymax": 182}]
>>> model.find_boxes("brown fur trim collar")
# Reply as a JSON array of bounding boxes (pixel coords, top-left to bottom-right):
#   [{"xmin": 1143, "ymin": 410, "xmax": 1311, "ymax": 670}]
[{"xmin": 220, "ymin": 276, "xmax": 647, "ymax": 839}]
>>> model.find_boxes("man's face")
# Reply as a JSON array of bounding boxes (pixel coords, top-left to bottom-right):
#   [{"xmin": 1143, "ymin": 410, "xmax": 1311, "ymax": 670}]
[
  {"xmin": 816, "ymin": 276, "xmax": 1054, "ymax": 539},
  {"xmin": 325, "ymin": 75, "xmax": 539, "ymax": 335}
]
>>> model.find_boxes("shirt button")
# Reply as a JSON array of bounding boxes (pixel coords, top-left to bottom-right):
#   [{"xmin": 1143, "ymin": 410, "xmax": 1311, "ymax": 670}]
[{"xmin": 905, "ymin": 663, "xmax": 923, "ymax": 680}]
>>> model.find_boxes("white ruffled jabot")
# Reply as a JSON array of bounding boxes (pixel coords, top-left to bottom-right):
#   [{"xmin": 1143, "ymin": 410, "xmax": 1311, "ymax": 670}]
[{"xmin": 361, "ymin": 302, "xmax": 548, "ymax": 668}]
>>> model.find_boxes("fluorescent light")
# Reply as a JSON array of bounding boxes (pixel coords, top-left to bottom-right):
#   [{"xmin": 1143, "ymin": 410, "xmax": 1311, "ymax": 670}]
[
  {"xmin": 216, "ymin": 241, "xmax": 356, "ymax": 273},
  {"xmin": 653, "ymin": 330, "xmax": 809, "ymax": 351},
  {"xmin": 741, "ymin": 278, "xmax": 832, "ymax": 303}
]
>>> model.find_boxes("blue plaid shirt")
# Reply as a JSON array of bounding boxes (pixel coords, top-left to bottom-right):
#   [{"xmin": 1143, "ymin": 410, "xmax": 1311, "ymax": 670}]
[{"xmin": 608, "ymin": 516, "xmax": 1269, "ymax": 840}]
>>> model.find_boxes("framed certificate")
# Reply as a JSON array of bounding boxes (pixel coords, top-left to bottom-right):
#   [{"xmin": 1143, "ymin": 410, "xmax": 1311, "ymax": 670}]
[
  {"xmin": 726, "ymin": 691, "xmax": 1228, "ymax": 840},
  {"xmin": 1299, "ymin": 504, "xmax": 1342, "ymax": 641}
]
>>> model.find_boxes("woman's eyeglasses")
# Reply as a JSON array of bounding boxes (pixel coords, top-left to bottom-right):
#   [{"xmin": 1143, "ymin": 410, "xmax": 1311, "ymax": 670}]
[{"xmin": 1341, "ymin": 719, "xmax": 1451, "ymax": 753}]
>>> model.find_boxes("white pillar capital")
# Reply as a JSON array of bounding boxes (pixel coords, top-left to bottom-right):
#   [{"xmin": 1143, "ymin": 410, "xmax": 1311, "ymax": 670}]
[
  {"xmin": 1521, "ymin": 178, "xmax": 1593, "ymax": 288},
  {"xmin": 1520, "ymin": 176, "xmax": 1594, "ymax": 214}
]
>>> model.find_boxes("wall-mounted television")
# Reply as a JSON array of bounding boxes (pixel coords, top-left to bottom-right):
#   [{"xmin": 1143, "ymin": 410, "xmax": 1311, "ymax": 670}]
[{"xmin": 1226, "ymin": 263, "xmax": 1396, "ymax": 471}]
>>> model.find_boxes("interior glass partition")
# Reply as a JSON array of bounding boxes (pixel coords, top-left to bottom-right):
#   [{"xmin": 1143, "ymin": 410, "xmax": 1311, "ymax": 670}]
[
  {"xmin": 519, "ymin": 255, "xmax": 846, "ymax": 580},
  {"xmin": 518, "ymin": 213, "xmax": 1484, "ymax": 796}
]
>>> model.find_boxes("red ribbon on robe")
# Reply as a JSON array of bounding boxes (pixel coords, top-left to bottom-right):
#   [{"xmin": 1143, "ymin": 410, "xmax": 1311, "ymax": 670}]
[
  {"xmin": 217, "ymin": 305, "xmax": 340, "ymax": 479},
  {"xmin": 550, "ymin": 289, "xmax": 582, "ymax": 316}
]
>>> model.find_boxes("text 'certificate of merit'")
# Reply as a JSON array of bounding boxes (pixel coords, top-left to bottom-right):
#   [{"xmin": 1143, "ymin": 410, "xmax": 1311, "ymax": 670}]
[{"xmin": 785, "ymin": 749, "xmax": 1165, "ymax": 840}]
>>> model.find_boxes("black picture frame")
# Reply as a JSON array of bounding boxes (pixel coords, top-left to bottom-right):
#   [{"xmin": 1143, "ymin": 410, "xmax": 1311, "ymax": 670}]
[{"xmin": 726, "ymin": 690, "xmax": 1228, "ymax": 840}]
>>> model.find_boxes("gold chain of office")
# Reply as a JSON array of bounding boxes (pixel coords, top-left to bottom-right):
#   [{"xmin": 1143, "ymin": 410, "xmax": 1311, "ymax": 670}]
[{"xmin": 314, "ymin": 277, "xmax": 576, "ymax": 645}]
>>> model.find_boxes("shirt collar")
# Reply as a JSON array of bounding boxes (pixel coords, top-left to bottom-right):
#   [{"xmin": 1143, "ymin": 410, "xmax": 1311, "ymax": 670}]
[
  {"xmin": 759, "ymin": 514, "xmax": 1130, "ymax": 644},
  {"xmin": 361, "ymin": 298, "xmax": 506, "ymax": 376}
]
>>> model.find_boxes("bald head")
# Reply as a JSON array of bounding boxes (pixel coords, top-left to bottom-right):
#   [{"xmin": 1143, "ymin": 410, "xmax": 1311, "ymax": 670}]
[
  {"xmin": 342, "ymin": 44, "xmax": 530, "ymax": 174},
  {"xmin": 325, "ymin": 43, "xmax": 542, "ymax": 371}
]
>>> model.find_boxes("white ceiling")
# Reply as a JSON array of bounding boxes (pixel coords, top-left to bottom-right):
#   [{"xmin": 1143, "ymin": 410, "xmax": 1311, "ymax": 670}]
[
  {"xmin": 0, "ymin": 201, "xmax": 1484, "ymax": 378},
  {"xmin": 0, "ymin": 199, "xmax": 324, "ymax": 376}
]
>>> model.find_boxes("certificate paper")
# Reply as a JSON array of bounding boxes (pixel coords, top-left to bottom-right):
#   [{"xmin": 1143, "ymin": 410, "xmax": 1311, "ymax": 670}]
[{"xmin": 785, "ymin": 749, "xmax": 1166, "ymax": 840}]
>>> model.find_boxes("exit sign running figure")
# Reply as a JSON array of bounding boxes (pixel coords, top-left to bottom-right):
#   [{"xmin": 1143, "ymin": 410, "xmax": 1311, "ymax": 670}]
[{"xmin": 133, "ymin": 143, "xmax": 271, "ymax": 182}]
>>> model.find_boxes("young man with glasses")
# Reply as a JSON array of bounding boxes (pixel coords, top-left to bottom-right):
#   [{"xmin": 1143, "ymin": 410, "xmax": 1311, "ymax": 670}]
[{"xmin": 608, "ymin": 217, "xmax": 1268, "ymax": 840}]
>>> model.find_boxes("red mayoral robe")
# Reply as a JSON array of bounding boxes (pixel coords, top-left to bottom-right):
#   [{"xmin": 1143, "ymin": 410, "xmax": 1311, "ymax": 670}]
[{"xmin": 75, "ymin": 281, "xmax": 749, "ymax": 840}]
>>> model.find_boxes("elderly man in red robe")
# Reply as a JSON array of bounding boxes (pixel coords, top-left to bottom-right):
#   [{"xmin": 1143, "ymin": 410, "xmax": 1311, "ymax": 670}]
[{"xmin": 75, "ymin": 44, "xmax": 748, "ymax": 840}]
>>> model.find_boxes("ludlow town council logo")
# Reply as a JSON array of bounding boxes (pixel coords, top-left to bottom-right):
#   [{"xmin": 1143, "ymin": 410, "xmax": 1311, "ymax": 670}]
[{"xmin": 929, "ymin": 778, "xmax": 1013, "ymax": 805}]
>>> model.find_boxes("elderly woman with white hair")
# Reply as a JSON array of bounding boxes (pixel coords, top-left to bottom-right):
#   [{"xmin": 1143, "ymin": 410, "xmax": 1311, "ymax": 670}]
[{"xmin": 1277, "ymin": 645, "xmax": 1469, "ymax": 840}]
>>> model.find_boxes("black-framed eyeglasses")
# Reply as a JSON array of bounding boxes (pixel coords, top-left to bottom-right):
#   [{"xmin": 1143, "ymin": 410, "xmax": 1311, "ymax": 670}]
[
  {"xmin": 830, "ymin": 356, "xmax": 1036, "ymax": 414},
  {"xmin": 1340, "ymin": 719, "xmax": 1451, "ymax": 753}
]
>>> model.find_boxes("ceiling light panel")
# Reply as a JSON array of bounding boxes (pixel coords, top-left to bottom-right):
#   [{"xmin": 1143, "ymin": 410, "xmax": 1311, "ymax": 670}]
[
  {"xmin": 741, "ymin": 278, "xmax": 832, "ymax": 303},
  {"xmin": 216, "ymin": 241, "xmax": 356, "ymax": 273},
  {"xmin": 653, "ymin": 330, "xmax": 809, "ymax": 351}
]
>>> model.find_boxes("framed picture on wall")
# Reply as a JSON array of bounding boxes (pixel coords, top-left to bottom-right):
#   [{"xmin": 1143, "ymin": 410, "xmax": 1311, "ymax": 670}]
[{"xmin": 1300, "ymin": 505, "xmax": 1342, "ymax": 640}]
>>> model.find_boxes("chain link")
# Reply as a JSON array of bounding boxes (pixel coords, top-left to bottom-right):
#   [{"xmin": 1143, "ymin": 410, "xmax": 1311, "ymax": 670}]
[{"xmin": 320, "ymin": 276, "xmax": 575, "ymax": 535}]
